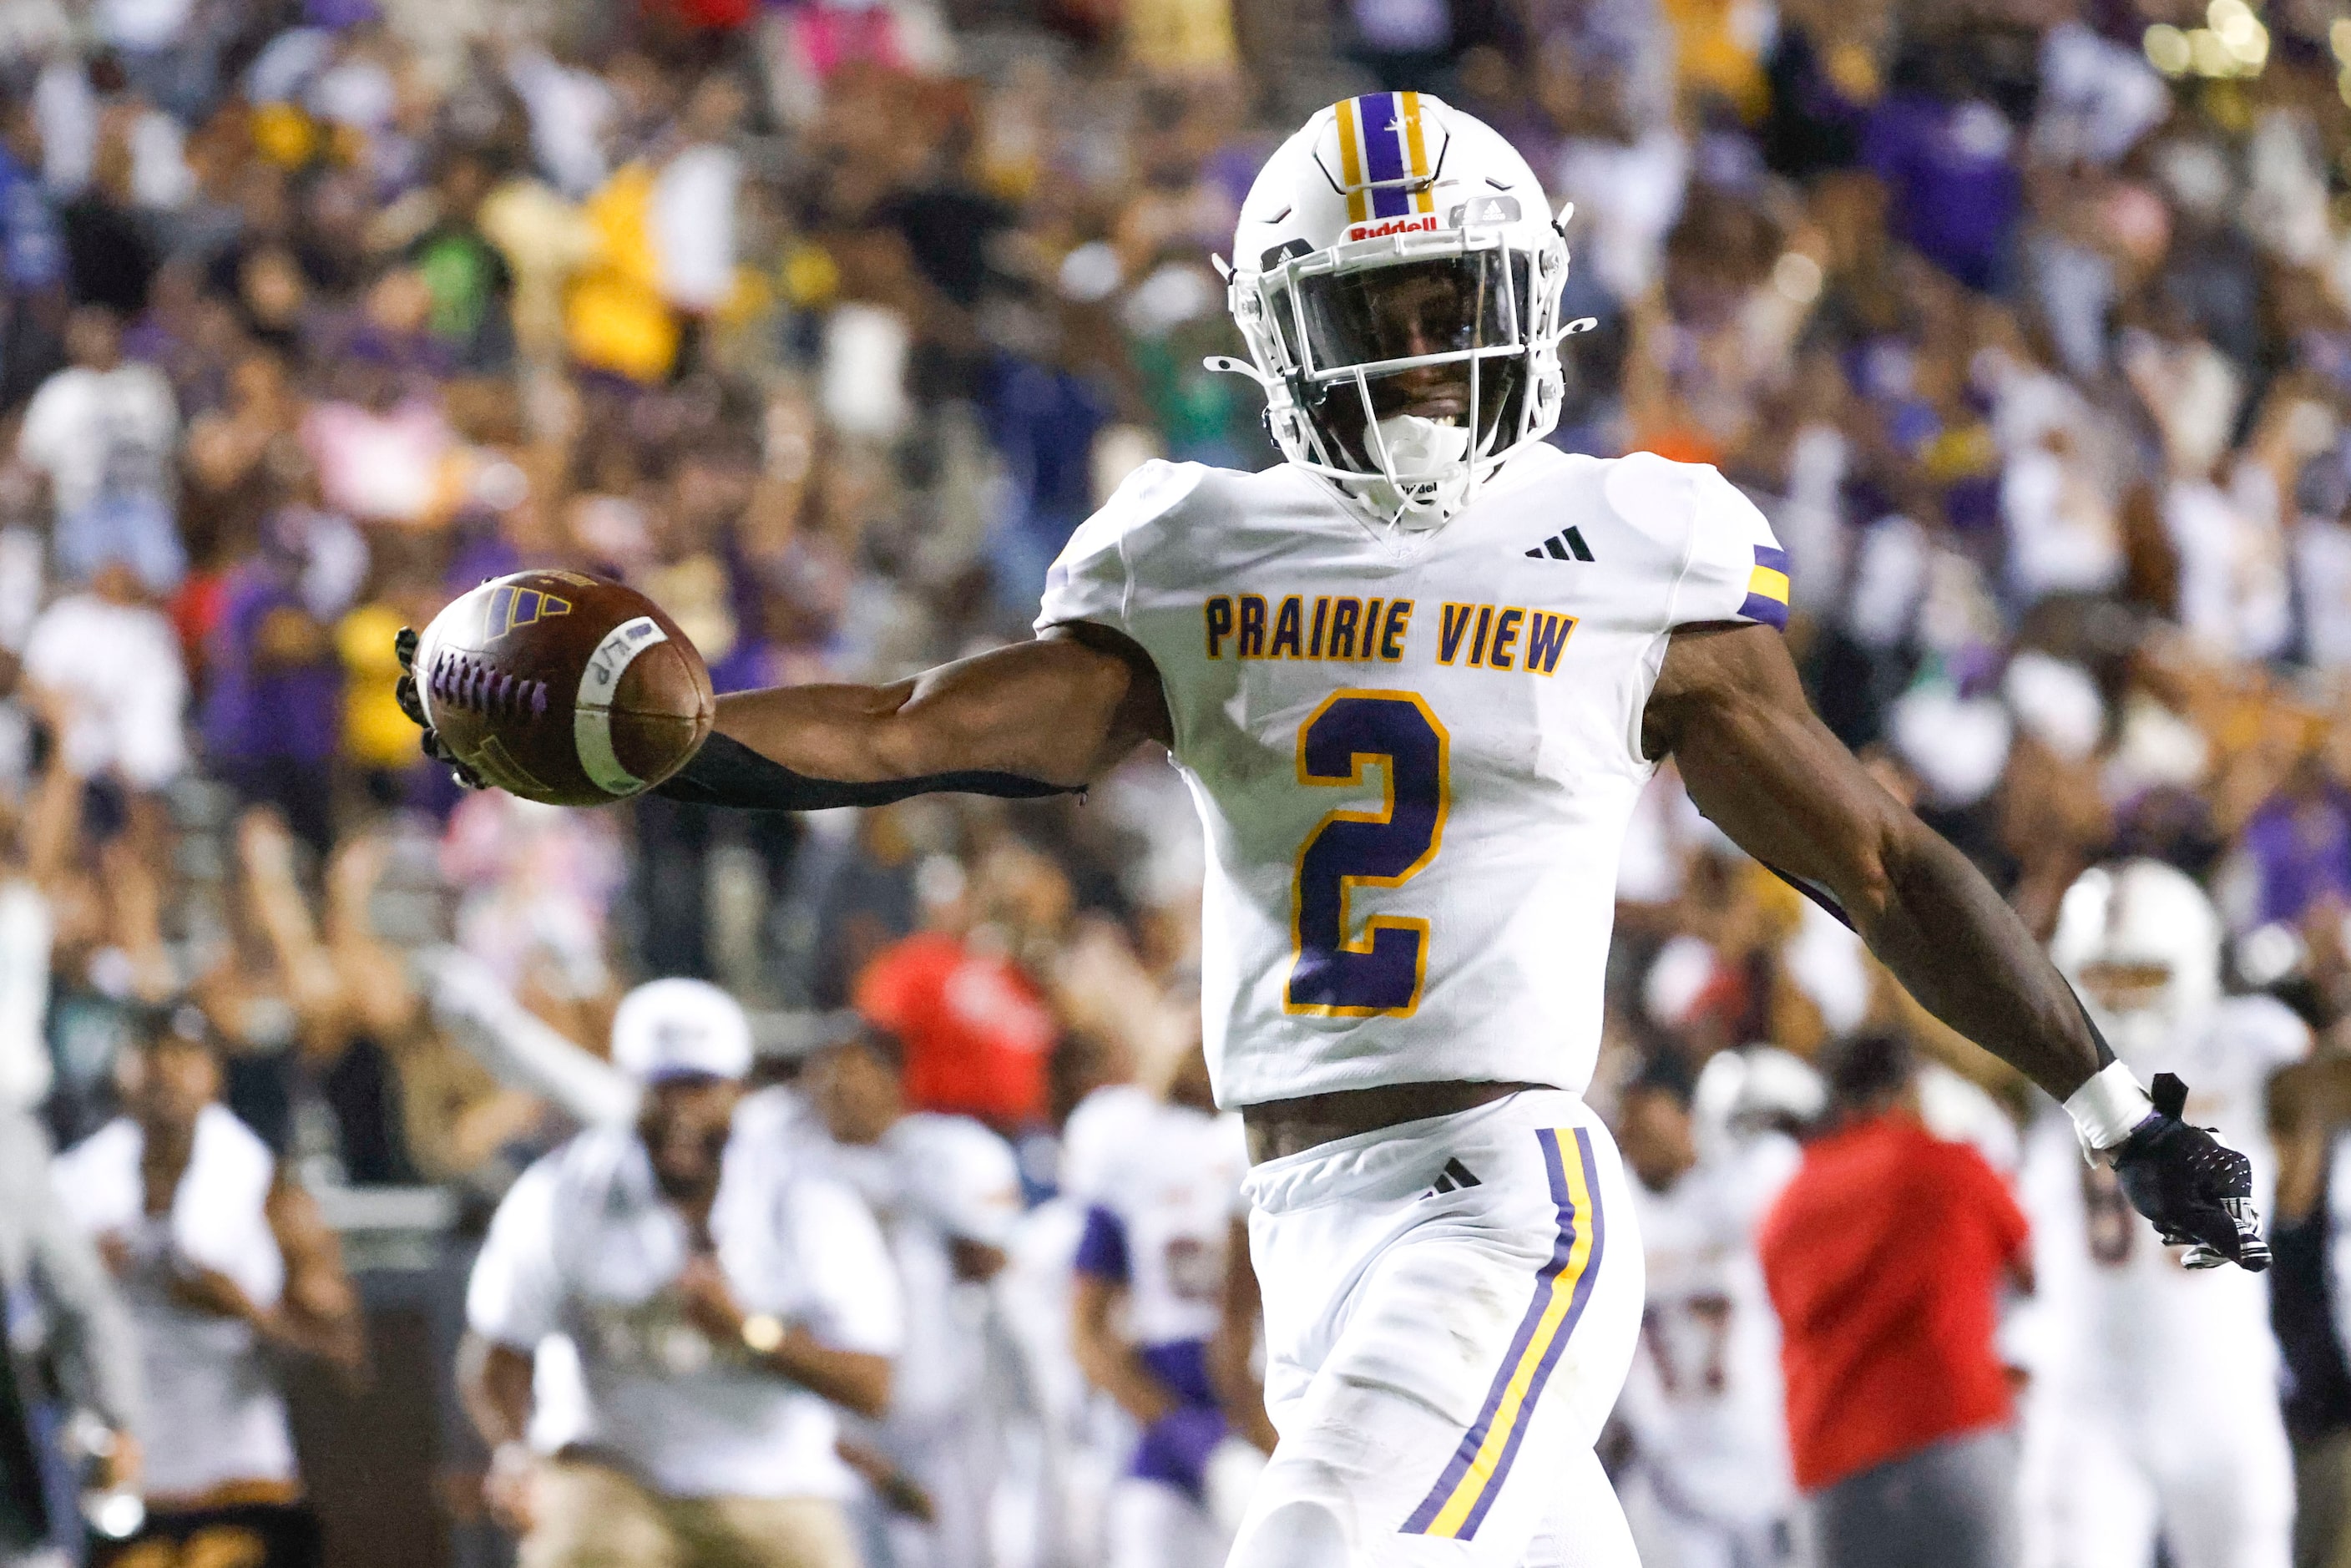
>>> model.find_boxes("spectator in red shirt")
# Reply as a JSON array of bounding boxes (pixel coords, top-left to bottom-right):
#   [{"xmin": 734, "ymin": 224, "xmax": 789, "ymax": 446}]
[
  {"xmin": 852, "ymin": 853, "xmax": 1058, "ymax": 1132},
  {"xmin": 1758, "ymin": 1033, "xmax": 2033, "ymax": 1568}
]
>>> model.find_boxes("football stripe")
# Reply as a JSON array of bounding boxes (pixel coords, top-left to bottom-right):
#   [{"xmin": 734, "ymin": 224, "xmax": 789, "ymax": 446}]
[{"xmin": 574, "ymin": 615, "xmax": 672, "ymax": 795}]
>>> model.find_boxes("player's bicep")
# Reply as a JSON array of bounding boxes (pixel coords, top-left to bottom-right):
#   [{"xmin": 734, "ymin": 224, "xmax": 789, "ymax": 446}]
[
  {"xmin": 899, "ymin": 622, "xmax": 1170, "ymax": 778},
  {"xmin": 1644, "ymin": 622, "xmax": 1910, "ymax": 916}
]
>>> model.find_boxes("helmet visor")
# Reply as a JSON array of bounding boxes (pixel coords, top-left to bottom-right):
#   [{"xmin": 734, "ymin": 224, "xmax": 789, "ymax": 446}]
[{"xmin": 1279, "ymin": 252, "xmax": 1527, "ymax": 381}]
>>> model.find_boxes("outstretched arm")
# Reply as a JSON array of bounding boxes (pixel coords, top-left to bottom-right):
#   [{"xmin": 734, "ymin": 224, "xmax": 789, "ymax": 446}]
[
  {"xmin": 659, "ymin": 623, "xmax": 1173, "ymax": 809},
  {"xmin": 1643, "ymin": 623, "xmax": 2101, "ymax": 1102},
  {"xmin": 1646, "ymin": 622, "xmax": 2266, "ymax": 1270}
]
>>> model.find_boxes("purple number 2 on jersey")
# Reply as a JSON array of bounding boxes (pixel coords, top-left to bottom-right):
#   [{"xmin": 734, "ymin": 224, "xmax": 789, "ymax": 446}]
[{"xmin": 1286, "ymin": 690, "xmax": 1450, "ymax": 1016}]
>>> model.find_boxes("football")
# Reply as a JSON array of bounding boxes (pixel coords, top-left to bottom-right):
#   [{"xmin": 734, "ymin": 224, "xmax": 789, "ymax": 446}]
[{"xmin": 412, "ymin": 571, "xmax": 715, "ymax": 807}]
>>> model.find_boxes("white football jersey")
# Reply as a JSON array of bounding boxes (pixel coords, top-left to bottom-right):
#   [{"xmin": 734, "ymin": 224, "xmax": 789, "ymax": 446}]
[
  {"xmin": 1616, "ymin": 1135, "xmax": 1799, "ymax": 1529},
  {"xmin": 2017, "ymin": 993, "xmax": 2308, "ymax": 1407},
  {"xmin": 821, "ymin": 1111, "xmax": 1024, "ymax": 1434},
  {"xmin": 1077, "ymin": 1100, "xmax": 1249, "ymax": 1349},
  {"xmin": 1039, "ymin": 445, "xmax": 1786, "ymax": 1108}
]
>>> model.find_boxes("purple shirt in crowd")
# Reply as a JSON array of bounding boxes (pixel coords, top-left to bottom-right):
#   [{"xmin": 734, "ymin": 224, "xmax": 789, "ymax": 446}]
[
  {"xmin": 2242, "ymin": 786, "xmax": 2351, "ymax": 928},
  {"xmin": 200, "ymin": 563, "xmax": 341, "ymax": 764},
  {"xmin": 1864, "ymin": 94, "xmax": 2021, "ymax": 294}
]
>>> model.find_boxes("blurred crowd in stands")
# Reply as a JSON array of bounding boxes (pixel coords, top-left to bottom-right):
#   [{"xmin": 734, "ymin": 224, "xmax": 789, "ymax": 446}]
[{"xmin": 3, "ymin": 0, "xmax": 2351, "ymax": 1560}]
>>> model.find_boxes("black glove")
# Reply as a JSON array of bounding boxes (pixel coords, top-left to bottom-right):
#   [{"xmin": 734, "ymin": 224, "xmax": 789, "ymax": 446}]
[
  {"xmin": 2111, "ymin": 1072, "xmax": 2269, "ymax": 1272},
  {"xmin": 393, "ymin": 627, "xmax": 487, "ymax": 792}
]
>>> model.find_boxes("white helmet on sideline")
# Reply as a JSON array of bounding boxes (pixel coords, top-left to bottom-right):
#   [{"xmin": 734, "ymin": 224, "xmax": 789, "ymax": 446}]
[
  {"xmin": 1221, "ymin": 93, "xmax": 1574, "ymax": 529},
  {"xmin": 2050, "ymin": 859, "xmax": 2223, "ymax": 1064}
]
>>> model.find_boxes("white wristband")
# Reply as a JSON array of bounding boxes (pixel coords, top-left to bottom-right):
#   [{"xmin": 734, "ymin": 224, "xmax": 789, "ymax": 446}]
[{"xmin": 2065, "ymin": 1060, "xmax": 2155, "ymax": 1155}]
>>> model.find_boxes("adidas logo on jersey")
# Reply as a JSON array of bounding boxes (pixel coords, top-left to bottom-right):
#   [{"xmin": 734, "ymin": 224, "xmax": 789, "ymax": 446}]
[
  {"xmin": 1524, "ymin": 527, "xmax": 1595, "ymax": 563},
  {"xmin": 1421, "ymin": 1158, "xmax": 1483, "ymax": 1198}
]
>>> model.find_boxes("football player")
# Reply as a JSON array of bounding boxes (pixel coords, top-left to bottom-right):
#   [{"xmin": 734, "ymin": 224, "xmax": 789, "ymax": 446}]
[
  {"xmin": 1613, "ymin": 1055, "xmax": 1804, "ymax": 1568},
  {"xmin": 2016, "ymin": 862, "xmax": 2303, "ymax": 1568},
  {"xmin": 804, "ymin": 1024, "xmax": 1024, "ymax": 1568},
  {"xmin": 989, "ymin": 1043, "xmax": 1161, "ymax": 1568},
  {"xmin": 1070, "ymin": 1039, "xmax": 1266, "ymax": 1568},
  {"xmin": 404, "ymin": 93, "xmax": 2267, "ymax": 1566},
  {"xmin": 51, "ymin": 1007, "xmax": 362, "ymax": 1568}
]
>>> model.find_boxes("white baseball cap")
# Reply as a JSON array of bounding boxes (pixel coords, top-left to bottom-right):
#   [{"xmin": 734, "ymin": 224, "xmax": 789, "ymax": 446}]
[{"xmin": 610, "ymin": 979, "xmax": 754, "ymax": 1083}]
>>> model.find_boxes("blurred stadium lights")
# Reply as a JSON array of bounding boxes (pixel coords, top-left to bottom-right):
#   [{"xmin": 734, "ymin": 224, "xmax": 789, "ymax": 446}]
[{"xmin": 2147, "ymin": 0, "xmax": 2269, "ymax": 79}]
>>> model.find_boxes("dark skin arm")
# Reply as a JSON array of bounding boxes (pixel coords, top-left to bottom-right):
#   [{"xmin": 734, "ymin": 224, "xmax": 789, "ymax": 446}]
[
  {"xmin": 171, "ymin": 1179, "xmax": 367, "ymax": 1378},
  {"xmin": 1643, "ymin": 623, "xmax": 2106, "ymax": 1100},
  {"xmin": 456, "ymin": 1333, "xmax": 538, "ymax": 1535}
]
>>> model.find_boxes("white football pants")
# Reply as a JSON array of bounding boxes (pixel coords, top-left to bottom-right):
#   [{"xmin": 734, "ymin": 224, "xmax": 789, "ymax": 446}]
[{"xmin": 1228, "ymin": 1089, "xmax": 1644, "ymax": 1567}]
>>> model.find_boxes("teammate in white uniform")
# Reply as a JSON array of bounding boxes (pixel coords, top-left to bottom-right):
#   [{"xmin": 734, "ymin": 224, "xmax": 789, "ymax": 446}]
[
  {"xmin": 462, "ymin": 979, "xmax": 902, "ymax": 1568},
  {"xmin": 804, "ymin": 1024, "xmax": 1024, "ymax": 1568},
  {"xmin": 1069, "ymin": 1043, "xmax": 1262, "ymax": 1568},
  {"xmin": 2017, "ymin": 862, "xmax": 2305, "ymax": 1568},
  {"xmin": 51, "ymin": 1007, "xmax": 361, "ymax": 1568},
  {"xmin": 404, "ymin": 91, "xmax": 2271, "ymax": 1567},
  {"xmin": 1612, "ymin": 1060, "xmax": 1802, "ymax": 1568},
  {"xmin": 994, "ymin": 1075, "xmax": 1162, "ymax": 1568}
]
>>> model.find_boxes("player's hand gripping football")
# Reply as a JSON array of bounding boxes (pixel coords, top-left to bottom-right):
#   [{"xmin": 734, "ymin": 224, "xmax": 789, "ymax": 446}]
[
  {"xmin": 393, "ymin": 625, "xmax": 488, "ymax": 791},
  {"xmin": 2111, "ymin": 1072, "xmax": 2269, "ymax": 1272},
  {"xmin": 392, "ymin": 574, "xmax": 713, "ymax": 804}
]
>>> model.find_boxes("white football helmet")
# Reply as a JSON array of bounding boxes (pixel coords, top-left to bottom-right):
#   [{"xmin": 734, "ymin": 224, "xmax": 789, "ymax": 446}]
[
  {"xmin": 1218, "ymin": 93, "xmax": 1575, "ymax": 529},
  {"xmin": 1692, "ymin": 1044, "xmax": 1827, "ymax": 1160},
  {"xmin": 2050, "ymin": 859, "xmax": 2223, "ymax": 1063}
]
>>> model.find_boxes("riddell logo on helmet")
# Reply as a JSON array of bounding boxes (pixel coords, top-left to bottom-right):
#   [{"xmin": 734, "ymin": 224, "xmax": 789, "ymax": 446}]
[{"xmin": 1345, "ymin": 214, "xmax": 1440, "ymax": 241}]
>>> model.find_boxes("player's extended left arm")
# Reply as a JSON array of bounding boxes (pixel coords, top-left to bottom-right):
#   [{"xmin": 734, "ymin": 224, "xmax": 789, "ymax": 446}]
[
  {"xmin": 656, "ymin": 623, "xmax": 1173, "ymax": 811},
  {"xmin": 1646, "ymin": 622, "xmax": 2268, "ymax": 1271}
]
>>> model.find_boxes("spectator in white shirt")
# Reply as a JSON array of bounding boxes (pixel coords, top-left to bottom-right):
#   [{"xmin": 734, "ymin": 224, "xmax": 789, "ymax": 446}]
[
  {"xmin": 16, "ymin": 306, "xmax": 182, "ymax": 595},
  {"xmin": 652, "ymin": 73, "xmax": 746, "ymax": 318},
  {"xmin": 20, "ymin": 552, "xmax": 188, "ymax": 832}
]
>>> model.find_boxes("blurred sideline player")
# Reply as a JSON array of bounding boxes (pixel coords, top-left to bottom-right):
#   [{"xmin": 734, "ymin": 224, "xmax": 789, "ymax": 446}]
[
  {"xmin": 2016, "ymin": 862, "xmax": 2303, "ymax": 1568},
  {"xmin": 52, "ymin": 1006, "xmax": 363, "ymax": 1568},
  {"xmin": 461, "ymin": 979, "xmax": 902, "ymax": 1568},
  {"xmin": 805, "ymin": 1024, "xmax": 1024, "ymax": 1568},
  {"xmin": 1612, "ymin": 1052, "xmax": 1809, "ymax": 1568},
  {"xmin": 1070, "ymin": 1038, "xmax": 1268, "ymax": 1568},
  {"xmin": 989, "ymin": 1037, "xmax": 1156, "ymax": 1568},
  {"xmin": 402, "ymin": 91, "xmax": 2272, "ymax": 1567}
]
